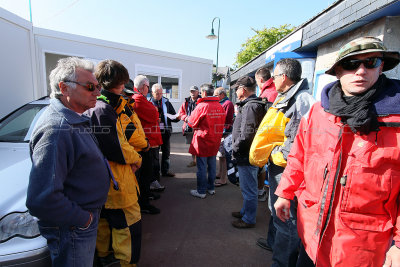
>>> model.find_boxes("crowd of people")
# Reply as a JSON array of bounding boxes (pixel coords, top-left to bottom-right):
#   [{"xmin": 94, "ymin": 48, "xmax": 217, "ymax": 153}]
[{"xmin": 26, "ymin": 36, "xmax": 400, "ymax": 267}]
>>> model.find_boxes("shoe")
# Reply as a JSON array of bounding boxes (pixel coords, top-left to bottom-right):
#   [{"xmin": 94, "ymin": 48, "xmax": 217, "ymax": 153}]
[
  {"xmin": 190, "ymin": 189, "xmax": 206, "ymax": 199},
  {"xmin": 148, "ymin": 192, "xmax": 160, "ymax": 200},
  {"xmin": 141, "ymin": 204, "xmax": 160, "ymax": 214},
  {"xmin": 258, "ymin": 191, "xmax": 267, "ymax": 202},
  {"xmin": 231, "ymin": 211, "xmax": 243, "ymax": 219},
  {"xmin": 215, "ymin": 181, "xmax": 227, "ymax": 187},
  {"xmin": 232, "ymin": 219, "xmax": 255, "ymax": 229},
  {"xmin": 150, "ymin": 180, "xmax": 165, "ymax": 192},
  {"xmin": 187, "ymin": 161, "xmax": 196, "ymax": 167},
  {"xmin": 162, "ymin": 171, "xmax": 176, "ymax": 177},
  {"xmin": 207, "ymin": 190, "xmax": 215, "ymax": 195},
  {"xmin": 97, "ymin": 253, "xmax": 119, "ymax": 267},
  {"xmin": 256, "ymin": 237, "xmax": 273, "ymax": 252}
]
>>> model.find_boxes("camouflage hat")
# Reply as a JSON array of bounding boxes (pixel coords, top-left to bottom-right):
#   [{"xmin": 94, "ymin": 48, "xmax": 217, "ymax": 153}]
[{"xmin": 325, "ymin": 36, "xmax": 400, "ymax": 75}]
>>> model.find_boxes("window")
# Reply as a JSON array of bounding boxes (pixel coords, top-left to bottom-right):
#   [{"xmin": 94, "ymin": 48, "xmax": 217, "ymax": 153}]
[{"xmin": 136, "ymin": 64, "xmax": 182, "ymax": 102}]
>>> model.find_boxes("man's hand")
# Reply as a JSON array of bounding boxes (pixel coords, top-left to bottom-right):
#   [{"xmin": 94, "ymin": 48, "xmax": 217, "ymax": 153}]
[
  {"xmin": 274, "ymin": 197, "xmax": 291, "ymax": 222},
  {"xmin": 383, "ymin": 245, "xmax": 400, "ymax": 267},
  {"xmin": 130, "ymin": 163, "xmax": 140, "ymax": 173}
]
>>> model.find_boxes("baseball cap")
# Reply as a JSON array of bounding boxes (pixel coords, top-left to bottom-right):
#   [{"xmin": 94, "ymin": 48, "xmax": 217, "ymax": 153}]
[
  {"xmin": 190, "ymin": 85, "xmax": 199, "ymax": 91},
  {"xmin": 325, "ymin": 36, "xmax": 400, "ymax": 75},
  {"xmin": 232, "ymin": 76, "xmax": 256, "ymax": 90},
  {"xmin": 124, "ymin": 79, "xmax": 135, "ymax": 95}
]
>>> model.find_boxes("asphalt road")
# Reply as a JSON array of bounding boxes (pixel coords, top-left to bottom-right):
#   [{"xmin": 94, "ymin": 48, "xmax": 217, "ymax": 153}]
[{"xmin": 137, "ymin": 133, "xmax": 273, "ymax": 267}]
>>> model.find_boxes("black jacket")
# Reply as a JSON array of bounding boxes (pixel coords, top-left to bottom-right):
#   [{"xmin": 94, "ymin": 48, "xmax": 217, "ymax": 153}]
[
  {"xmin": 232, "ymin": 94, "xmax": 266, "ymax": 165},
  {"xmin": 150, "ymin": 97, "xmax": 179, "ymax": 134}
]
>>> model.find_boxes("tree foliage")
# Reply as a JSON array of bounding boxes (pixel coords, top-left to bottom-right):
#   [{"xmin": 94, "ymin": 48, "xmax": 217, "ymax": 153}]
[{"xmin": 234, "ymin": 24, "xmax": 295, "ymax": 69}]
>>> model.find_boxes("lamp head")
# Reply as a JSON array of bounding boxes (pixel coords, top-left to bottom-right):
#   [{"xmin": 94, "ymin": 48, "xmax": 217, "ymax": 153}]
[{"xmin": 206, "ymin": 28, "xmax": 218, "ymax": 40}]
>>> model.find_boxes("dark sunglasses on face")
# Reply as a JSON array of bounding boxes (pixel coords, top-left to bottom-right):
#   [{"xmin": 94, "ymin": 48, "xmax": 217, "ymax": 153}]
[
  {"xmin": 65, "ymin": 81, "xmax": 102, "ymax": 91},
  {"xmin": 340, "ymin": 57, "xmax": 383, "ymax": 71}
]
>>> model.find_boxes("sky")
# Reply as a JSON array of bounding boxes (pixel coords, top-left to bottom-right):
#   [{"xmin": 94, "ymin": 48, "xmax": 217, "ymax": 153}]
[{"xmin": 0, "ymin": 0, "xmax": 335, "ymax": 68}]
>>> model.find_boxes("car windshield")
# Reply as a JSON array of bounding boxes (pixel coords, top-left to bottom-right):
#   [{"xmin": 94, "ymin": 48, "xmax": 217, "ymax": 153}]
[{"xmin": 0, "ymin": 104, "xmax": 48, "ymax": 143}]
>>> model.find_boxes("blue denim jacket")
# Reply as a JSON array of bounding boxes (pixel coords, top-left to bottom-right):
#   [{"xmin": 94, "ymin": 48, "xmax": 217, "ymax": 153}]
[{"xmin": 27, "ymin": 98, "xmax": 110, "ymax": 227}]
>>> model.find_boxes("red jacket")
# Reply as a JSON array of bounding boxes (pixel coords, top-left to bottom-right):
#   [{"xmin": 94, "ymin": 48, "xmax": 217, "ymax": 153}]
[
  {"xmin": 132, "ymin": 91, "xmax": 162, "ymax": 147},
  {"xmin": 259, "ymin": 78, "xmax": 277, "ymax": 102},
  {"xmin": 187, "ymin": 97, "xmax": 226, "ymax": 157},
  {"xmin": 276, "ymin": 78, "xmax": 400, "ymax": 266}
]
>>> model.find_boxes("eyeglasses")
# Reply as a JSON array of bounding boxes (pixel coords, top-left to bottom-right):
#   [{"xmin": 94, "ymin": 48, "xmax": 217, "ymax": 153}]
[
  {"xmin": 272, "ymin": 74, "xmax": 284, "ymax": 80},
  {"xmin": 340, "ymin": 57, "xmax": 383, "ymax": 71},
  {"xmin": 65, "ymin": 81, "xmax": 101, "ymax": 92}
]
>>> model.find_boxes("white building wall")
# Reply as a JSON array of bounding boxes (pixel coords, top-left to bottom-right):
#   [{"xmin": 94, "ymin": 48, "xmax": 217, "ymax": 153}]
[{"xmin": 0, "ymin": 8, "xmax": 37, "ymax": 117}]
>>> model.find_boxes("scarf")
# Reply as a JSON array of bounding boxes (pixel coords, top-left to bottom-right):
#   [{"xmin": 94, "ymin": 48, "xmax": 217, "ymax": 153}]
[{"xmin": 327, "ymin": 75, "xmax": 386, "ymax": 135}]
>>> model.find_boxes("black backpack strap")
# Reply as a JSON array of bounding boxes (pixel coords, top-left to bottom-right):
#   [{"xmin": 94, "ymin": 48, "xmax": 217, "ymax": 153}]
[{"xmin": 378, "ymin": 122, "xmax": 400, "ymax": 127}]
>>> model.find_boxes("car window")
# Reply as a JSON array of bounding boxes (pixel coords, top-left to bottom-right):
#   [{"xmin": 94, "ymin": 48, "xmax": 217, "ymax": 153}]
[{"xmin": 0, "ymin": 104, "xmax": 48, "ymax": 142}]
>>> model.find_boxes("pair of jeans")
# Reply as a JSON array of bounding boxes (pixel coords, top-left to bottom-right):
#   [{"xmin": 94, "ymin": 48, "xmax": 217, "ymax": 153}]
[
  {"xmin": 161, "ymin": 132, "xmax": 171, "ymax": 175},
  {"xmin": 196, "ymin": 156, "xmax": 216, "ymax": 194},
  {"xmin": 38, "ymin": 209, "xmax": 100, "ymax": 267},
  {"xmin": 238, "ymin": 164, "xmax": 259, "ymax": 225},
  {"xmin": 269, "ymin": 162, "xmax": 300, "ymax": 267}
]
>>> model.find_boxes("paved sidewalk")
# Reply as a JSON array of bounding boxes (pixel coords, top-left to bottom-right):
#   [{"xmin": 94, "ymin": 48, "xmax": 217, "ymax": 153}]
[{"xmin": 138, "ymin": 133, "xmax": 273, "ymax": 266}]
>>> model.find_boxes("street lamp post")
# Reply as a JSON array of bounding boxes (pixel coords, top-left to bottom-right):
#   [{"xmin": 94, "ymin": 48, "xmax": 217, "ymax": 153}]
[{"xmin": 206, "ymin": 17, "xmax": 220, "ymax": 87}]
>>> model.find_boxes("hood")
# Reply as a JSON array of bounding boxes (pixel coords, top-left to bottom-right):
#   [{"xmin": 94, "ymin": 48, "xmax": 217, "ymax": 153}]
[
  {"xmin": 0, "ymin": 143, "xmax": 31, "ymax": 216},
  {"xmin": 321, "ymin": 74, "xmax": 400, "ymax": 115}
]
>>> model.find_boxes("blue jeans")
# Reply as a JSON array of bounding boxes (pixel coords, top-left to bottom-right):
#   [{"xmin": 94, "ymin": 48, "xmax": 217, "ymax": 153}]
[
  {"xmin": 238, "ymin": 164, "xmax": 259, "ymax": 224},
  {"xmin": 196, "ymin": 156, "xmax": 216, "ymax": 194},
  {"xmin": 269, "ymin": 162, "xmax": 300, "ymax": 267},
  {"xmin": 38, "ymin": 209, "xmax": 100, "ymax": 267}
]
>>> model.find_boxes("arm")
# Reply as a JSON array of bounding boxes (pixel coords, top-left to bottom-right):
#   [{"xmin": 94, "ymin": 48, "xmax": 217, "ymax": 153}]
[
  {"xmin": 232, "ymin": 104, "xmax": 259, "ymax": 154},
  {"xmin": 27, "ymin": 128, "xmax": 90, "ymax": 227},
  {"xmin": 167, "ymin": 101, "xmax": 180, "ymax": 122},
  {"xmin": 187, "ymin": 105, "xmax": 203, "ymax": 129},
  {"xmin": 383, "ymin": 246, "xmax": 400, "ymax": 267},
  {"xmin": 134, "ymin": 95, "xmax": 159, "ymax": 124},
  {"xmin": 179, "ymin": 101, "xmax": 188, "ymax": 121}
]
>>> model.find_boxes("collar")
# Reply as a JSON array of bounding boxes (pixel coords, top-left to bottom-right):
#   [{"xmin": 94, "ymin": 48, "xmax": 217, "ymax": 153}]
[
  {"xmin": 196, "ymin": 96, "xmax": 219, "ymax": 104},
  {"xmin": 51, "ymin": 98, "xmax": 91, "ymax": 125},
  {"xmin": 274, "ymin": 79, "xmax": 309, "ymax": 108}
]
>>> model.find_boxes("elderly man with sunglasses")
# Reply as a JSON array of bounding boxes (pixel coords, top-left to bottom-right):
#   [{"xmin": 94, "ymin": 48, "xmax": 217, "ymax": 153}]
[
  {"xmin": 273, "ymin": 37, "xmax": 400, "ymax": 267},
  {"xmin": 27, "ymin": 57, "xmax": 111, "ymax": 266}
]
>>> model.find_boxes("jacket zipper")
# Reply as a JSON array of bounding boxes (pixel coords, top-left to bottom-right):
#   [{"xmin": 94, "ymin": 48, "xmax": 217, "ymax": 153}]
[{"xmin": 317, "ymin": 126, "xmax": 344, "ymax": 245}]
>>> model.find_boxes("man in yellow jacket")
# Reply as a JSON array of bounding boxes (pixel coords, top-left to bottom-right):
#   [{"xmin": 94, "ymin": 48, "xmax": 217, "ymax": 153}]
[
  {"xmin": 85, "ymin": 60, "xmax": 148, "ymax": 267},
  {"xmin": 249, "ymin": 58, "xmax": 314, "ymax": 267}
]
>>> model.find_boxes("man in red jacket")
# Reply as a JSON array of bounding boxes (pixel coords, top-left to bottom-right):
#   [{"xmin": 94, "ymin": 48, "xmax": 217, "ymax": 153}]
[
  {"xmin": 274, "ymin": 37, "xmax": 400, "ymax": 267},
  {"xmin": 255, "ymin": 67, "xmax": 277, "ymax": 102},
  {"xmin": 186, "ymin": 84, "xmax": 226, "ymax": 199},
  {"xmin": 132, "ymin": 75, "xmax": 162, "ymax": 214}
]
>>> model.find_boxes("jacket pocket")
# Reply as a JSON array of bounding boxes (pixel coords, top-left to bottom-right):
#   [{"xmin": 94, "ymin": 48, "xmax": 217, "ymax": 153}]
[{"xmin": 339, "ymin": 211, "xmax": 392, "ymax": 232}]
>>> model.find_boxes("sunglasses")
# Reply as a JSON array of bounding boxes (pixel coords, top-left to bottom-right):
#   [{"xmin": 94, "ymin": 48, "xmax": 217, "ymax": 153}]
[
  {"xmin": 272, "ymin": 73, "xmax": 284, "ymax": 80},
  {"xmin": 65, "ymin": 81, "xmax": 102, "ymax": 92},
  {"xmin": 340, "ymin": 57, "xmax": 383, "ymax": 71}
]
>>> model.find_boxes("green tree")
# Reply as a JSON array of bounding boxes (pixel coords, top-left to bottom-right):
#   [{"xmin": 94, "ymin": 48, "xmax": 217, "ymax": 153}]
[{"xmin": 234, "ymin": 24, "xmax": 295, "ymax": 68}]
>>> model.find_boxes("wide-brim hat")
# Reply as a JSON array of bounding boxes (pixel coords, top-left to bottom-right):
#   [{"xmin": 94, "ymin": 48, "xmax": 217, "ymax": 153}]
[{"xmin": 325, "ymin": 36, "xmax": 400, "ymax": 75}]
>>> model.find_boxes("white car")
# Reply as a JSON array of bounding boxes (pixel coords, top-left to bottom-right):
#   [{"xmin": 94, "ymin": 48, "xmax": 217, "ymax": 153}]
[{"xmin": 0, "ymin": 98, "xmax": 51, "ymax": 266}]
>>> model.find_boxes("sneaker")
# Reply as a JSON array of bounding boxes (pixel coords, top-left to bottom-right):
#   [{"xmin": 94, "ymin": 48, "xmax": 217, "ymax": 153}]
[
  {"xmin": 207, "ymin": 190, "xmax": 215, "ymax": 195},
  {"xmin": 150, "ymin": 180, "xmax": 165, "ymax": 192},
  {"xmin": 231, "ymin": 211, "xmax": 243, "ymax": 219},
  {"xmin": 190, "ymin": 189, "xmax": 206, "ymax": 199},
  {"xmin": 256, "ymin": 237, "xmax": 273, "ymax": 252},
  {"xmin": 258, "ymin": 191, "xmax": 267, "ymax": 202},
  {"xmin": 141, "ymin": 204, "xmax": 160, "ymax": 214},
  {"xmin": 187, "ymin": 161, "xmax": 196, "ymax": 167},
  {"xmin": 148, "ymin": 192, "xmax": 160, "ymax": 200},
  {"xmin": 232, "ymin": 219, "xmax": 255, "ymax": 229},
  {"xmin": 97, "ymin": 253, "xmax": 119, "ymax": 267},
  {"xmin": 162, "ymin": 171, "xmax": 176, "ymax": 177}
]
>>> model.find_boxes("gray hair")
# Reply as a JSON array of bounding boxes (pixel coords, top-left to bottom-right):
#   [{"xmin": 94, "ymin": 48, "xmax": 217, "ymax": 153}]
[
  {"xmin": 200, "ymin": 83, "xmax": 214, "ymax": 96},
  {"xmin": 275, "ymin": 58, "xmax": 302, "ymax": 83},
  {"xmin": 134, "ymin": 75, "xmax": 149, "ymax": 89},
  {"xmin": 151, "ymin": 83, "xmax": 163, "ymax": 93},
  {"xmin": 49, "ymin": 57, "xmax": 94, "ymax": 99},
  {"xmin": 214, "ymin": 87, "xmax": 226, "ymax": 96}
]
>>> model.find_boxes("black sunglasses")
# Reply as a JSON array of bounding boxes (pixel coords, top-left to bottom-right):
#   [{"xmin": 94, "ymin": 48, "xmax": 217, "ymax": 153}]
[
  {"xmin": 65, "ymin": 81, "xmax": 101, "ymax": 92},
  {"xmin": 340, "ymin": 57, "xmax": 383, "ymax": 71}
]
